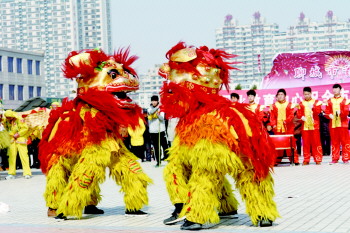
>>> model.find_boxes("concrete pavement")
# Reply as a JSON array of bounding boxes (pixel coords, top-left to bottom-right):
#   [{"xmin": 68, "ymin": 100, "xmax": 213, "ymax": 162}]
[{"xmin": 0, "ymin": 156, "xmax": 350, "ymax": 233}]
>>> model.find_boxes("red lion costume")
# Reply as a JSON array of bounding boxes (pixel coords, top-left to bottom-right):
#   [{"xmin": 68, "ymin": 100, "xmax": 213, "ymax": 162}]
[
  {"xmin": 160, "ymin": 42, "xmax": 279, "ymax": 230},
  {"xmin": 39, "ymin": 49, "xmax": 152, "ymax": 218}
]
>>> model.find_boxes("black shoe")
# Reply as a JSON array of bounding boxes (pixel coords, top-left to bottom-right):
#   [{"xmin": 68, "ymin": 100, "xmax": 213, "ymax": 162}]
[
  {"xmin": 125, "ymin": 210, "xmax": 148, "ymax": 216},
  {"xmin": 258, "ymin": 217, "xmax": 273, "ymax": 227},
  {"xmin": 218, "ymin": 210, "xmax": 238, "ymax": 219},
  {"xmin": 163, "ymin": 211, "xmax": 185, "ymax": 225},
  {"xmin": 54, "ymin": 213, "xmax": 67, "ymax": 220},
  {"xmin": 155, "ymin": 163, "xmax": 160, "ymax": 167},
  {"xmin": 84, "ymin": 205, "xmax": 104, "ymax": 214},
  {"xmin": 180, "ymin": 219, "xmax": 202, "ymax": 230}
]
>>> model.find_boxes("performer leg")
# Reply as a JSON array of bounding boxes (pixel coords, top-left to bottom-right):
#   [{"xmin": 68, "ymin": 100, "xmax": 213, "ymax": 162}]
[
  {"xmin": 163, "ymin": 160, "xmax": 190, "ymax": 206},
  {"xmin": 150, "ymin": 133, "xmax": 160, "ymax": 165},
  {"xmin": 330, "ymin": 128, "xmax": 340, "ymax": 162},
  {"xmin": 218, "ymin": 177, "xmax": 239, "ymax": 216},
  {"xmin": 57, "ymin": 143, "xmax": 110, "ymax": 218},
  {"xmin": 339, "ymin": 128, "xmax": 350, "ymax": 162},
  {"xmin": 302, "ymin": 131, "xmax": 311, "ymax": 164},
  {"xmin": 109, "ymin": 143, "xmax": 152, "ymax": 212},
  {"xmin": 7, "ymin": 143, "xmax": 18, "ymax": 176},
  {"xmin": 44, "ymin": 156, "xmax": 74, "ymax": 211},
  {"xmin": 234, "ymin": 168, "xmax": 279, "ymax": 226},
  {"xmin": 160, "ymin": 131, "xmax": 169, "ymax": 160},
  {"xmin": 311, "ymin": 130, "xmax": 323, "ymax": 163},
  {"xmin": 181, "ymin": 169, "xmax": 224, "ymax": 225},
  {"xmin": 163, "ymin": 138, "xmax": 191, "ymax": 225},
  {"xmin": 17, "ymin": 144, "xmax": 31, "ymax": 176}
]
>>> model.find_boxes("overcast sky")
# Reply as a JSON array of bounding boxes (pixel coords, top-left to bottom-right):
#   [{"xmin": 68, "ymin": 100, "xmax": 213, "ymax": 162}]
[{"xmin": 110, "ymin": 0, "xmax": 350, "ymax": 74}]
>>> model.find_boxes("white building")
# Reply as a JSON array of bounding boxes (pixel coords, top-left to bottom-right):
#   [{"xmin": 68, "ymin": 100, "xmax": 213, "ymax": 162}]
[
  {"xmin": 0, "ymin": 0, "xmax": 112, "ymax": 98},
  {"xmin": 216, "ymin": 11, "xmax": 350, "ymax": 90},
  {"xmin": 137, "ymin": 64, "xmax": 164, "ymax": 108},
  {"xmin": 0, "ymin": 48, "xmax": 45, "ymax": 109}
]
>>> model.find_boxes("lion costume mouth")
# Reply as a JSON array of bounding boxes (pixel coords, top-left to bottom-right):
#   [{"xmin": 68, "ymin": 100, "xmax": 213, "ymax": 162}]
[{"xmin": 112, "ymin": 91, "xmax": 134, "ymax": 106}]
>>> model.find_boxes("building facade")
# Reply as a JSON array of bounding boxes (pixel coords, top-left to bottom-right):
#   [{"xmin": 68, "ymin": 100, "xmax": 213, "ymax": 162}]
[
  {"xmin": 0, "ymin": 48, "xmax": 45, "ymax": 110},
  {"xmin": 0, "ymin": 0, "xmax": 112, "ymax": 98},
  {"xmin": 216, "ymin": 11, "xmax": 350, "ymax": 90},
  {"xmin": 137, "ymin": 64, "xmax": 164, "ymax": 108}
]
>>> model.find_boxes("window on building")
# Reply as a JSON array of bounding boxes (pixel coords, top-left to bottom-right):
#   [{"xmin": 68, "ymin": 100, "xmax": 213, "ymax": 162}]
[
  {"xmin": 28, "ymin": 86, "xmax": 34, "ymax": 98},
  {"xmin": 27, "ymin": 59, "xmax": 33, "ymax": 74},
  {"xmin": 9, "ymin": 85, "xmax": 15, "ymax": 100},
  {"xmin": 0, "ymin": 56, "xmax": 2, "ymax": 72},
  {"xmin": 8, "ymin": 57, "xmax": 14, "ymax": 72},
  {"xmin": 37, "ymin": 86, "xmax": 42, "ymax": 97},
  {"xmin": 0, "ymin": 84, "xmax": 3, "ymax": 99},
  {"xmin": 16, "ymin": 58, "xmax": 22, "ymax": 73},
  {"xmin": 18, "ymin": 85, "xmax": 23, "ymax": 100},
  {"xmin": 35, "ymin": 60, "xmax": 40, "ymax": 75}
]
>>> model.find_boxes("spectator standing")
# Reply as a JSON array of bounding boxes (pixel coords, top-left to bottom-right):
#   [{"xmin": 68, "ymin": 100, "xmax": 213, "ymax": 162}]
[
  {"xmin": 246, "ymin": 90, "xmax": 261, "ymax": 115},
  {"xmin": 148, "ymin": 95, "xmax": 169, "ymax": 167},
  {"xmin": 270, "ymin": 89, "xmax": 299, "ymax": 164},
  {"xmin": 297, "ymin": 87, "xmax": 323, "ymax": 165},
  {"xmin": 3, "ymin": 110, "xmax": 32, "ymax": 179},
  {"xmin": 325, "ymin": 84, "xmax": 350, "ymax": 164}
]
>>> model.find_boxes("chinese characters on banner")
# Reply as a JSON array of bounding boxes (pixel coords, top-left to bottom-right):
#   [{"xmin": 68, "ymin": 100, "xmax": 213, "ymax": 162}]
[{"xmin": 262, "ymin": 51, "xmax": 350, "ymax": 89}]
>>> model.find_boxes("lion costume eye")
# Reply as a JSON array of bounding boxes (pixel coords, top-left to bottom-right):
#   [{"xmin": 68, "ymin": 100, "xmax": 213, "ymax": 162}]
[{"xmin": 107, "ymin": 69, "xmax": 120, "ymax": 79}]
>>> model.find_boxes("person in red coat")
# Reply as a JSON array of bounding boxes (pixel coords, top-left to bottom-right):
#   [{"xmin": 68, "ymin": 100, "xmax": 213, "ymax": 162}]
[
  {"xmin": 325, "ymin": 84, "xmax": 350, "ymax": 164},
  {"xmin": 270, "ymin": 89, "xmax": 299, "ymax": 165},
  {"xmin": 297, "ymin": 87, "xmax": 323, "ymax": 165}
]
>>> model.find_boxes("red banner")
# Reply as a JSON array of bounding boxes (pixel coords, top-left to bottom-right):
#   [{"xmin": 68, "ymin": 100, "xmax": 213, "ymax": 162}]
[{"xmin": 262, "ymin": 51, "xmax": 350, "ymax": 89}]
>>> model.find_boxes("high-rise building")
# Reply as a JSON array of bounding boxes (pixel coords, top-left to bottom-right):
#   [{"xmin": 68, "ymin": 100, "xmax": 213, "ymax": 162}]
[
  {"xmin": 216, "ymin": 11, "xmax": 350, "ymax": 89},
  {"xmin": 216, "ymin": 12, "xmax": 280, "ymax": 89},
  {"xmin": 0, "ymin": 0, "xmax": 112, "ymax": 98},
  {"xmin": 275, "ymin": 11, "xmax": 350, "ymax": 54}
]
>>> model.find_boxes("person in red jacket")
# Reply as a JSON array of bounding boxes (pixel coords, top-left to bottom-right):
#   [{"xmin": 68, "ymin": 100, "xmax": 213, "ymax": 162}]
[
  {"xmin": 297, "ymin": 87, "xmax": 323, "ymax": 165},
  {"xmin": 325, "ymin": 84, "xmax": 350, "ymax": 164},
  {"xmin": 270, "ymin": 89, "xmax": 299, "ymax": 165},
  {"xmin": 247, "ymin": 89, "xmax": 261, "ymax": 115}
]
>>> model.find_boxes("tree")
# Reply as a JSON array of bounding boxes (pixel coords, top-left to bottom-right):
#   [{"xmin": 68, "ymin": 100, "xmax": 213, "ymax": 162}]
[
  {"xmin": 251, "ymin": 84, "xmax": 258, "ymax": 90},
  {"xmin": 235, "ymin": 84, "xmax": 242, "ymax": 90}
]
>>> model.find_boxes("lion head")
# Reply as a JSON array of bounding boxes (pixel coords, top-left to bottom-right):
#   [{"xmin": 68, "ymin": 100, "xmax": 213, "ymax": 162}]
[{"xmin": 62, "ymin": 48, "xmax": 139, "ymax": 107}]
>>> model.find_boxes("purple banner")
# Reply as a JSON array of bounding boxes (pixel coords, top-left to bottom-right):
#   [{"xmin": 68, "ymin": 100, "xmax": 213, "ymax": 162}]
[
  {"xmin": 220, "ymin": 83, "xmax": 350, "ymax": 107},
  {"xmin": 262, "ymin": 51, "xmax": 350, "ymax": 89}
]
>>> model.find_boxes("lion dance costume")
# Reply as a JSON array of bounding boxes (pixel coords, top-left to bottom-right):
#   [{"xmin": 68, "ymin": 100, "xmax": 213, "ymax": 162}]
[
  {"xmin": 159, "ymin": 42, "xmax": 279, "ymax": 230},
  {"xmin": 39, "ymin": 48, "xmax": 152, "ymax": 218}
]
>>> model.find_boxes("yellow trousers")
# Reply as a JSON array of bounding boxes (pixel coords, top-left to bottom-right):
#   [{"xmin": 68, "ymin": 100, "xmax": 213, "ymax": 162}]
[
  {"xmin": 8, "ymin": 142, "xmax": 31, "ymax": 176},
  {"xmin": 45, "ymin": 139, "xmax": 152, "ymax": 218}
]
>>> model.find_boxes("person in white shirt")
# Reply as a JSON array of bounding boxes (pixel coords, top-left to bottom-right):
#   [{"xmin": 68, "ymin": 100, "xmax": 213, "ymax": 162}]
[{"xmin": 147, "ymin": 95, "xmax": 169, "ymax": 167}]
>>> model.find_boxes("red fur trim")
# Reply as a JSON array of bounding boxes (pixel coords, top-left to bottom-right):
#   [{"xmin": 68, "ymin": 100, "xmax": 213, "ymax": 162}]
[
  {"xmin": 113, "ymin": 47, "xmax": 139, "ymax": 77},
  {"xmin": 161, "ymin": 82, "xmax": 276, "ymax": 180},
  {"xmin": 39, "ymin": 90, "xmax": 143, "ymax": 174},
  {"xmin": 62, "ymin": 49, "xmax": 109, "ymax": 80}
]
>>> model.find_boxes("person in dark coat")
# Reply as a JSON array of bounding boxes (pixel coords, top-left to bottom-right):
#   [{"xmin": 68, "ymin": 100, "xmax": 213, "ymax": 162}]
[{"xmin": 319, "ymin": 111, "xmax": 331, "ymax": 156}]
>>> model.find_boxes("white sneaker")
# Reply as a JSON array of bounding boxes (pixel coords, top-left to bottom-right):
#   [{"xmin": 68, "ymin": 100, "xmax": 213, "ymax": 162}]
[
  {"xmin": 5, "ymin": 175, "xmax": 15, "ymax": 180},
  {"xmin": 24, "ymin": 175, "xmax": 32, "ymax": 179}
]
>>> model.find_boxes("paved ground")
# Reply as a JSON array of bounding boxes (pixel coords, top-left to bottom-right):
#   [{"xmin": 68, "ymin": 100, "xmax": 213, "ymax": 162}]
[{"xmin": 0, "ymin": 156, "xmax": 350, "ymax": 233}]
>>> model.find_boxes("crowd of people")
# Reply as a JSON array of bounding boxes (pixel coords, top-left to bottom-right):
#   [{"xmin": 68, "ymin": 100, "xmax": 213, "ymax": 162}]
[{"xmin": 231, "ymin": 84, "xmax": 350, "ymax": 165}]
